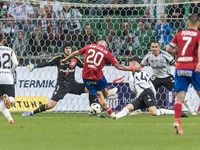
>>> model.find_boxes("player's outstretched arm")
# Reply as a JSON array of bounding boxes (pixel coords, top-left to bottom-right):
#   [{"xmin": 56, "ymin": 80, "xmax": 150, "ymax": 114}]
[
  {"xmin": 114, "ymin": 63, "xmax": 141, "ymax": 72},
  {"xmin": 60, "ymin": 51, "xmax": 80, "ymax": 64},
  {"xmin": 27, "ymin": 61, "xmax": 37, "ymax": 72},
  {"xmin": 166, "ymin": 45, "xmax": 177, "ymax": 55}
]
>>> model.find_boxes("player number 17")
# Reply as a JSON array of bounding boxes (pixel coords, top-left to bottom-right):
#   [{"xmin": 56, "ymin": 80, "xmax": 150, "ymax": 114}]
[{"xmin": 182, "ymin": 36, "xmax": 192, "ymax": 56}]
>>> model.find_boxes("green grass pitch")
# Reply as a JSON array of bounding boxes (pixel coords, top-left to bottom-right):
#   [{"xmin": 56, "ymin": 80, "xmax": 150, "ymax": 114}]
[{"xmin": 0, "ymin": 113, "xmax": 199, "ymax": 150}]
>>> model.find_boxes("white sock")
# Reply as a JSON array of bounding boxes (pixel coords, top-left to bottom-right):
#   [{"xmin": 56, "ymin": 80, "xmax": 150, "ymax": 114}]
[
  {"xmin": 116, "ymin": 108, "xmax": 129, "ymax": 118},
  {"xmin": 0, "ymin": 100, "xmax": 13, "ymax": 121},
  {"xmin": 157, "ymin": 108, "xmax": 174, "ymax": 116},
  {"xmin": 184, "ymin": 100, "xmax": 194, "ymax": 112}
]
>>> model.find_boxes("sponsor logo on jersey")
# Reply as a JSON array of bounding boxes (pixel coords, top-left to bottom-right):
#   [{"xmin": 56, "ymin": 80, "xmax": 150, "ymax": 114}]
[
  {"xmin": 87, "ymin": 81, "xmax": 97, "ymax": 85},
  {"xmin": 88, "ymin": 64, "xmax": 96, "ymax": 69},
  {"xmin": 177, "ymin": 57, "xmax": 193, "ymax": 62},
  {"xmin": 181, "ymin": 31, "xmax": 197, "ymax": 36},
  {"xmin": 177, "ymin": 70, "xmax": 192, "ymax": 77}
]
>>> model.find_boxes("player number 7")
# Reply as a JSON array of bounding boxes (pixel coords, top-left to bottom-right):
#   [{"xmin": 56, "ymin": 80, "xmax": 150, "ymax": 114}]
[{"xmin": 182, "ymin": 36, "xmax": 192, "ymax": 56}]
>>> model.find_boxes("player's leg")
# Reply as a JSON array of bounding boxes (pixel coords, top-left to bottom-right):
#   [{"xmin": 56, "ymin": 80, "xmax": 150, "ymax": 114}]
[
  {"xmin": 191, "ymin": 72, "xmax": 200, "ymax": 113},
  {"xmin": 173, "ymin": 72, "xmax": 188, "ymax": 134},
  {"xmin": 156, "ymin": 108, "xmax": 187, "ymax": 117},
  {"xmin": 83, "ymin": 78, "xmax": 116, "ymax": 117},
  {"xmin": 95, "ymin": 90, "xmax": 116, "ymax": 118},
  {"xmin": 116, "ymin": 97, "xmax": 145, "ymax": 119},
  {"xmin": 0, "ymin": 85, "xmax": 15, "ymax": 124},
  {"xmin": 22, "ymin": 99, "xmax": 58, "ymax": 116},
  {"xmin": 164, "ymin": 75, "xmax": 196, "ymax": 115},
  {"xmin": 116, "ymin": 104, "xmax": 134, "ymax": 119},
  {"xmin": 183, "ymin": 100, "xmax": 197, "ymax": 115},
  {"xmin": 172, "ymin": 91, "xmax": 186, "ymax": 135},
  {"xmin": 0, "ymin": 101, "xmax": 14, "ymax": 124},
  {"xmin": 22, "ymin": 85, "xmax": 65, "ymax": 116}
]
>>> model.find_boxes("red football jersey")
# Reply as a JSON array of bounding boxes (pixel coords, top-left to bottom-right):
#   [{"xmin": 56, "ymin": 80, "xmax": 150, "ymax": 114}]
[
  {"xmin": 78, "ymin": 44, "xmax": 119, "ymax": 80},
  {"xmin": 170, "ymin": 29, "xmax": 200, "ymax": 69}
]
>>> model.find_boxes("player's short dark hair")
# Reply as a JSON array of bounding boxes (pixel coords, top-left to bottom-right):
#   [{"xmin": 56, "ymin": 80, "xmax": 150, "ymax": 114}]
[
  {"xmin": 0, "ymin": 32, "xmax": 4, "ymax": 43},
  {"xmin": 97, "ymin": 38, "xmax": 107, "ymax": 43},
  {"xmin": 63, "ymin": 42, "xmax": 72, "ymax": 51},
  {"xmin": 188, "ymin": 14, "xmax": 199, "ymax": 25},
  {"xmin": 129, "ymin": 56, "xmax": 141, "ymax": 64},
  {"xmin": 151, "ymin": 41, "xmax": 160, "ymax": 46}
]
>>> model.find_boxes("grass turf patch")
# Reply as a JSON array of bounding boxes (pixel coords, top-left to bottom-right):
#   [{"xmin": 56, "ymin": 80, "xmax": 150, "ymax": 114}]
[{"xmin": 0, "ymin": 113, "xmax": 199, "ymax": 150}]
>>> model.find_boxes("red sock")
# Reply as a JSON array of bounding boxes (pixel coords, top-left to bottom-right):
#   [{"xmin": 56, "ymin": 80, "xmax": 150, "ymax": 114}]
[
  {"xmin": 106, "ymin": 107, "xmax": 113, "ymax": 115},
  {"xmin": 174, "ymin": 100, "xmax": 183, "ymax": 122}
]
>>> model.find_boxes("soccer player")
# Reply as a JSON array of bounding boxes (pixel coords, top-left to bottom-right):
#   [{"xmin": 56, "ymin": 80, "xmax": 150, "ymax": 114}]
[
  {"xmin": 22, "ymin": 42, "xmax": 116, "ymax": 116},
  {"xmin": 166, "ymin": 14, "xmax": 200, "ymax": 135},
  {"xmin": 0, "ymin": 32, "xmax": 18, "ymax": 124},
  {"xmin": 138, "ymin": 41, "xmax": 196, "ymax": 115},
  {"xmin": 115, "ymin": 56, "xmax": 187, "ymax": 119},
  {"xmin": 61, "ymin": 38, "xmax": 141, "ymax": 118}
]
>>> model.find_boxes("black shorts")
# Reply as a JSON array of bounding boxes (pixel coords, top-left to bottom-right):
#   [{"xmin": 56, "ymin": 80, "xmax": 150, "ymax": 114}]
[
  {"xmin": 151, "ymin": 75, "xmax": 174, "ymax": 91},
  {"xmin": 131, "ymin": 88, "xmax": 156, "ymax": 110},
  {"xmin": 0, "ymin": 84, "xmax": 15, "ymax": 97},
  {"xmin": 51, "ymin": 83, "xmax": 86, "ymax": 102}
]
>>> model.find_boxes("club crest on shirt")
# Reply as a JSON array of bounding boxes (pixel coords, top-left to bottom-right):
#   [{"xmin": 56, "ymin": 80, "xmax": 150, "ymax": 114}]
[
  {"xmin": 70, "ymin": 61, "xmax": 75, "ymax": 66},
  {"xmin": 69, "ymin": 58, "xmax": 77, "ymax": 68}
]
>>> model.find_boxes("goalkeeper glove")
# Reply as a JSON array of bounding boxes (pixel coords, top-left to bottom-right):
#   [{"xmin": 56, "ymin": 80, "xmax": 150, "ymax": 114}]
[{"xmin": 27, "ymin": 61, "xmax": 37, "ymax": 72}]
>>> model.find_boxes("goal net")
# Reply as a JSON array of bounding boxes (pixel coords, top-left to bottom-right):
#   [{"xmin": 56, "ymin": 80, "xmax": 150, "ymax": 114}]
[{"xmin": 1, "ymin": 0, "xmax": 199, "ymax": 112}]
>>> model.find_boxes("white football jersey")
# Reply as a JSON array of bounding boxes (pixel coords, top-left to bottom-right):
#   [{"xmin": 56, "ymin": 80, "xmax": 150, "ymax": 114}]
[
  {"xmin": 129, "ymin": 70, "xmax": 156, "ymax": 98},
  {"xmin": 40, "ymin": 0, "xmax": 63, "ymax": 17},
  {"xmin": 8, "ymin": 3, "xmax": 34, "ymax": 21},
  {"xmin": 0, "ymin": 46, "xmax": 18, "ymax": 84},
  {"xmin": 141, "ymin": 50, "xmax": 175, "ymax": 78}
]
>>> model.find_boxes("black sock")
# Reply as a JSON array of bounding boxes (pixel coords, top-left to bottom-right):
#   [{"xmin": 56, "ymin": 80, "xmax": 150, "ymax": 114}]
[
  {"xmin": 89, "ymin": 94, "xmax": 96, "ymax": 105},
  {"xmin": 33, "ymin": 104, "xmax": 48, "ymax": 114}
]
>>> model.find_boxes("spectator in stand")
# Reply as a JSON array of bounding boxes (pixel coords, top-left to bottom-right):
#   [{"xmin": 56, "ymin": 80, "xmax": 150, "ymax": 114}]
[
  {"xmin": 0, "ymin": 1, "xmax": 8, "ymax": 18},
  {"xmin": 0, "ymin": 20, "xmax": 3, "ymax": 31},
  {"xmin": 155, "ymin": 12, "xmax": 172, "ymax": 47},
  {"xmin": 27, "ymin": 25, "xmax": 50, "ymax": 56},
  {"xmin": 39, "ymin": 4, "xmax": 61, "ymax": 48},
  {"xmin": 167, "ymin": 0, "xmax": 185, "ymax": 30},
  {"xmin": 1, "ymin": 15, "xmax": 18, "ymax": 47},
  {"xmin": 31, "ymin": 3, "xmax": 40, "ymax": 25},
  {"xmin": 117, "ymin": 20, "xmax": 140, "ymax": 55},
  {"xmin": 103, "ymin": 0, "xmax": 138, "ymax": 16},
  {"xmin": 156, "ymin": 0, "xmax": 165, "ymax": 23},
  {"xmin": 77, "ymin": 24, "xmax": 97, "ymax": 49},
  {"xmin": 138, "ymin": 15, "xmax": 156, "ymax": 30},
  {"xmin": 7, "ymin": 1, "xmax": 34, "ymax": 31},
  {"xmin": 60, "ymin": 3, "xmax": 82, "ymax": 43},
  {"xmin": 190, "ymin": 0, "xmax": 200, "ymax": 18},
  {"xmin": 38, "ymin": 0, "xmax": 63, "ymax": 18},
  {"xmin": 13, "ymin": 30, "xmax": 28, "ymax": 56},
  {"xmin": 106, "ymin": 29, "xmax": 121, "ymax": 56}
]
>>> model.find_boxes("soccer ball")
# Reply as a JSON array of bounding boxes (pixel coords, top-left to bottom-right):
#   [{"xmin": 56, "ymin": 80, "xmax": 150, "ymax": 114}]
[{"xmin": 89, "ymin": 103, "xmax": 101, "ymax": 114}]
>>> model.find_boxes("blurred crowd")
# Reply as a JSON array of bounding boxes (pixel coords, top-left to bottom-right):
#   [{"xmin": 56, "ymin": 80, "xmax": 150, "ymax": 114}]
[{"xmin": 0, "ymin": 0, "xmax": 199, "ymax": 57}]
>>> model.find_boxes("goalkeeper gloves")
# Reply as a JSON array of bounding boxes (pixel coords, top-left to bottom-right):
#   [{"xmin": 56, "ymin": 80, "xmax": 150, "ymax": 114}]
[{"xmin": 27, "ymin": 61, "xmax": 37, "ymax": 72}]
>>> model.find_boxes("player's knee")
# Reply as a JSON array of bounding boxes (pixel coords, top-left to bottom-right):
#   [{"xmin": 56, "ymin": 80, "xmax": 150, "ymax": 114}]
[
  {"xmin": 47, "ymin": 101, "xmax": 57, "ymax": 109},
  {"xmin": 150, "ymin": 111, "xmax": 157, "ymax": 116},
  {"xmin": 96, "ymin": 91, "xmax": 103, "ymax": 97},
  {"xmin": 125, "ymin": 104, "xmax": 134, "ymax": 111},
  {"xmin": 148, "ymin": 106, "xmax": 157, "ymax": 116}
]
